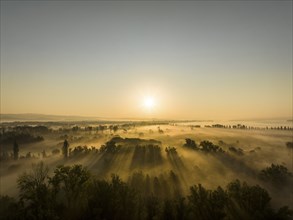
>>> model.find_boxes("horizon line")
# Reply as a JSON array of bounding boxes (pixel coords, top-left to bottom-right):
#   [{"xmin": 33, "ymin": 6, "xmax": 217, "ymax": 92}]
[{"xmin": 0, "ymin": 112, "xmax": 291, "ymax": 122}]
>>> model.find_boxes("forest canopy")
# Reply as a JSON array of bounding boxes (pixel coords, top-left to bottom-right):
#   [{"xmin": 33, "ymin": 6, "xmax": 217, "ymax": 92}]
[{"xmin": 0, "ymin": 162, "xmax": 292, "ymax": 220}]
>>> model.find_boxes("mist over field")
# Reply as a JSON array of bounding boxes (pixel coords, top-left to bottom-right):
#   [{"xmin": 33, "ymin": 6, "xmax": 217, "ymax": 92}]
[{"xmin": 0, "ymin": 119, "xmax": 292, "ymax": 219}]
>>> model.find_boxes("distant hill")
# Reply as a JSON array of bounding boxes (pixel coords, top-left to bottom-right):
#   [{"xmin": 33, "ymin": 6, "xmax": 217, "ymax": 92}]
[{"xmin": 0, "ymin": 114, "xmax": 100, "ymax": 122}]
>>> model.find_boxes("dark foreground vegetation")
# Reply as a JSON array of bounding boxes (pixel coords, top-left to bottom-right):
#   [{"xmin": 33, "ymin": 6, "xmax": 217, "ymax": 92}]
[{"xmin": 0, "ymin": 162, "xmax": 292, "ymax": 220}]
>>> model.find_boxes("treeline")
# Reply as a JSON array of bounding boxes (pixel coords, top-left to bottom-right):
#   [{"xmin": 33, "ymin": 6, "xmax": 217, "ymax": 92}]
[
  {"xmin": 0, "ymin": 123, "xmax": 159, "ymax": 134},
  {"xmin": 0, "ymin": 163, "xmax": 292, "ymax": 220},
  {"xmin": 201, "ymin": 124, "xmax": 293, "ymax": 130},
  {"xmin": 183, "ymin": 138, "xmax": 292, "ymax": 155},
  {"xmin": 0, "ymin": 132, "xmax": 44, "ymax": 146},
  {"xmin": 183, "ymin": 139, "xmax": 244, "ymax": 156}
]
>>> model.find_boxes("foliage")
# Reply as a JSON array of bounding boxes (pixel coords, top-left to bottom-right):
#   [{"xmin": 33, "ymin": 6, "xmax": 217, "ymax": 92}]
[
  {"xmin": 49, "ymin": 164, "xmax": 90, "ymax": 206},
  {"xmin": 165, "ymin": 146, "xmax": 177, "ymax": 154},
  {"xmin": 0, "ymin": 132, "xmax": 44, "ymax": 146},
  {"xmin": 199, "ymin": 141, "xmax": 225, "ymax": 153},
  {"xmin": 17, "ymin": 162, "xmax": 55, "ymax": 219},
  {"xmin": 183, "ymin": 138, "xmax": 198, "ymax": 150},
  {"xmin": 130, "ymin": 145, "xmax": 163, "ymax": 169},
  {"xmin": 99, "ymin": 140, "xmax": 121, "ymax": 154},
  {"xmin": 183, "ymin": 139, "xmax": 225, "ymax": 153},
  {"xmin": 188, "ymin": 184, "xmax": 227, "ymax": 220},
  {"xmin": 86, "ymin": 175, "xmax": 137, "ymax": 220},
  {"xmin": 62, "ymin": 139, "xmax": 69, "ymax": 158},
  {"xmin": 226, "ymin": 179, "xmax": 272, "ymax": 219},
  {"xmin": 0, "ymin": 195, "xmax": 20, "ymax": 220},
  {"xmin": 228, "ymin": 146, "xmax": 244, "ymax": 156},
  {"xmin": 259, "ymin": 164, "xmax": 293, "ymax": 186},
  {"xmin": 0, "ymin": 164, "xmax": 291, "ymax": 220}
]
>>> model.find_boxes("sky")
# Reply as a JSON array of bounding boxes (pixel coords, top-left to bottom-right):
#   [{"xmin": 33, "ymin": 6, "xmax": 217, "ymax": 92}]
[{"xmin": 1, "ymin": 1, "xmax": 292, "ymax": 120}]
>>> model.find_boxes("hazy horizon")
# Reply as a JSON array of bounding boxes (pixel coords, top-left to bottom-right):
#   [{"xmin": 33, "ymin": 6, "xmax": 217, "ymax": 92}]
[
  {"xmin": 0, "ymin": 112, "xmax": 291, "ymax": 122},
  {"xmin": 1, "ymin": 1, "xmax": 292, "ymax": 120}
]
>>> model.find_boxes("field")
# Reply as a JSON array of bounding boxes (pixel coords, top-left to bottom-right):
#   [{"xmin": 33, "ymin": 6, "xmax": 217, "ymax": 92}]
[{"xmin": 0, "ymin": 120, "xmax": 292, "ymax": 219}]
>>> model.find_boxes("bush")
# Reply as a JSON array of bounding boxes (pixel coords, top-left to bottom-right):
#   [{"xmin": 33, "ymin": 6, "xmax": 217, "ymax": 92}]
[{"xmin": 259, "ymin": 164, "xmax": 293, "ymax": 186}]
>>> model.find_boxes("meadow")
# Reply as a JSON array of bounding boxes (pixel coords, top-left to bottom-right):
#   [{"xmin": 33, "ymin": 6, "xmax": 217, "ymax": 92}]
[{"xmin": 0, "ymin": 120, "xmax": 292, "ymax": 219}]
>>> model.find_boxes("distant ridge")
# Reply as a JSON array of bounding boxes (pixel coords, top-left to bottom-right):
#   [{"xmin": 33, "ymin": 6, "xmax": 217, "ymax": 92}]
[
  {"xmin": 0, "ymin": 114, "xmax": 213, "ymax": 124},
  {"xmin": 0, "ymin": 113, "xmax": 100, "ymax": 122},
  {"xmin": 1, "ymin": 113, "xmax": 290, "ymax": 123},
  {"xmin": 0, "ymin": 113, "xmax": 175, "ymax": 122}
]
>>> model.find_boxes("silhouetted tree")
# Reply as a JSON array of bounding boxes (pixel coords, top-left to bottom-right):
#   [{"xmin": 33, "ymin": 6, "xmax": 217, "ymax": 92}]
[
  {"xmin": 183, "ymin": 138, "xmax": 198, "ymax": 150},
  {"xmin": 98, "ymin": 125, "xmax": 107, "ymax": 133},
  {"xmin": 49, "ymin": 164, "xmax": 90, "ymax": 219},
  {"xmin": 162, "ymin": 199, "xmax": 175, "ymax": 220},
  {"xmin": 62, "ymin": 139, "xmax": 69, "ymax": 158},
  {"xmin": 42, "ymin": 150, "xmax": 47, "ymax": 158},
  {"xmin": 13, "ymin": 141, "xmax": 19, "ymax": 160},
  {"xmin": 228, "ymin": 146, "xmax": 244, "ymax": 156},
  {"xmin": 259, "ymin": 164, "xmax": 293, "ymax": 186},
  {"xmin": 113, "ymin": 125, "xmax": 119, "ymax": 132},
  {"xmin": 200, "ymin": 140, "xmax": 225, "ymax": 153},
  {"xmin": 17, "ymin": 162, "xmax": 55, "ymax": 219},
  {"xmin": 86, "ymin": 174, "xmax": 137, "ymax": 220},
  {"xmin": 146, "ymin": 195, "xmax": 161, "ymax": 220},
  {"xmin": 226, "ymin": 179, "xmax": 273, "ymax": 219},
  {"xmin": 3, "ymin": 164, "xmax": 292, "ymax": 220},
  {"xmin": 188, "ymin": 184, "xmax": 227, "ymax": 220}
]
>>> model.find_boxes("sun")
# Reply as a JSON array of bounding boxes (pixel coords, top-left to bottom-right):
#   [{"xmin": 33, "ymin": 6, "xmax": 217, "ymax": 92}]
[{"xmin": 143, "ymin": 96, "xmax": 155, "ymax": 110}]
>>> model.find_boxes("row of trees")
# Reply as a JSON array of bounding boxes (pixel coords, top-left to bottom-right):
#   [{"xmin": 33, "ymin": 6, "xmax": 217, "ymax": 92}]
[
  {"xmin": 71, "ymin": 125, "xmax": 119, "ymax": 133},
  {"xmin": 0, "ymin": 163, "xmax": 292, "ymax": 220},
  {"xmin": 0, "ymin": 132, "xmax": 43, "ymax": 146},
  {"xmin": 1, "ymin": 144, "xmax": 61, "ymax": 161},
  {"xmin": 183, "ymin": 139, "xmax": 225, "ymax": 153},
  {"xmin": 203, "ymin": 124, "xmax": 293, "ymax": 130},
  {"xmin": 1, "ymin": 126, "xmax": 50, "ymax": 135}
]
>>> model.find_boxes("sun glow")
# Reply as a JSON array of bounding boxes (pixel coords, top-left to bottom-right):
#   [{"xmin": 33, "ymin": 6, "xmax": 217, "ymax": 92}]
[{"xmin": 143, "ymin": 96, "xmax": 155, "ymax": 110}]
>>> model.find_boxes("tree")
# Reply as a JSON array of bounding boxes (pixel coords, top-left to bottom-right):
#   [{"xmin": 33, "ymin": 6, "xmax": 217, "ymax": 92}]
[
  {"xmin": 17, "ymin": 162, "xmax": 54, "ymax": 219},
  {"xmin": 85, "ymin": 174, "xmax": 137, "ymax": 220},
  {"xmin": 3, "ymin": 164, "xmax": 293, "ymax": 220},
  {"xmin": 200, "ymin": 140, "xmax": 224, "ymax": 153},
  {"xmin": 259, "ymin": 164, "xmax": 293, "ymax": 186},
  {"xmin": 162, "ymin": 199, "xmax": 175, "ymax": 220},
  {"xmin": 0, "ymin": 195, "xmax": 20, "ymax": 220},
  {"xmin": 226, "ymin": 179, "xmax": 272, "ymax": 219},
  {"xmin": 49, "ymin": 164, "xmax": 91, "ymax": 218},
  {"xmin": 42, "ymin": 150, "xmax": 47, "ymax": 158},
  {"xmin": 13, "ymin": 141, "xmax": 19, "ymax": 160},
  {"xmin": 113, "ymin": 125, "xmax": 119, "ymax": 133},
  {"xmin": 146, "ymin": 195, "xmax": 161, "ymax": 220},
  {"xmin": 188, "ymin": 184, "xmax": 227, "ymax": 220},
  {"xmin": 62, "ymin": 139, "xmax": 69, "ymax": 158},
  {"xmin": 183, "ymin": 138, "xmax": 198, "ymax": 150}
]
